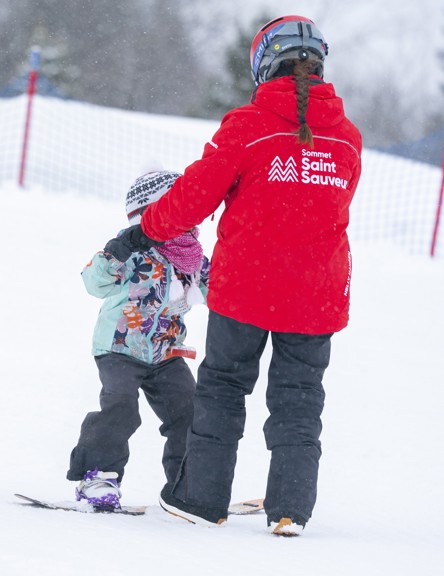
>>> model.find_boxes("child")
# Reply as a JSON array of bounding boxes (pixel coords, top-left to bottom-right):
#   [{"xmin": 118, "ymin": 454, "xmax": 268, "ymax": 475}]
[
  {"xmin": 66, "ymin": 170, "xmax": 210, "ymax": 510},
  {"xmin": 140, "ymin": 16, "xmax": 362, "ymax": 535}
]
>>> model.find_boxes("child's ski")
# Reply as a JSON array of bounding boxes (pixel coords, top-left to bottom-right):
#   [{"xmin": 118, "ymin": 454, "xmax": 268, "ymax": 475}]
[{"xmin": 14, "ymin": 493, "xmax": 146, "ymax": 515}]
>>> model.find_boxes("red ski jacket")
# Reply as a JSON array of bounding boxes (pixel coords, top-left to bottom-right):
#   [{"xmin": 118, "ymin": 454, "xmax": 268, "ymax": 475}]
[{"xmin": 142, "ymin": 76, "xmax": 362, "ymax": 334}]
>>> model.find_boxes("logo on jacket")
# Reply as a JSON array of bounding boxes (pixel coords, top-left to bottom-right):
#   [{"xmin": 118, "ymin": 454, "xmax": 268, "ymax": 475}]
[
  {"xmin": 268, "ymin": 156, "xmax": 298, "ymax": 182},
  {"xmin": 268, "ymin": 151, "xmax": 349, "ymax": 190}
]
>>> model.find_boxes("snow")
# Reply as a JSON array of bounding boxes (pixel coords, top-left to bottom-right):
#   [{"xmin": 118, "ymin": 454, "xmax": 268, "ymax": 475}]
[{"xmin": 1, "ymin": 107, "xmax": 443, "ymax": 575}]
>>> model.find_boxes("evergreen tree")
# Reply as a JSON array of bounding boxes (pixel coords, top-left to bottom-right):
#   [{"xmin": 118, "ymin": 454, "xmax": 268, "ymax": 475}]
[
  {"xmin": 202, "ymin": 13, "xmax": 271, "ymax": 119},
  {"xmin": 0, "ymin": 0, "xmax": 208, "ymax": 115}
]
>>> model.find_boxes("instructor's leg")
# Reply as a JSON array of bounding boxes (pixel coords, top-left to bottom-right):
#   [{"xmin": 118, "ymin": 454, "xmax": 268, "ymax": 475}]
[
  {"xmin": 263, "ymin": 333, "xmax": 331, "ymax": 524},
  {"xmin": 173, "ymin": 311, "xmax": 268, "ymax": 512}
]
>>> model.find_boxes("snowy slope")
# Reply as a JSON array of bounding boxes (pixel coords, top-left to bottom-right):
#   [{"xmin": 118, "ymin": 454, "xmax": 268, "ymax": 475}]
[{"xmin": 0, "ymin": 136, "xmax": 443, "ymax": 573}]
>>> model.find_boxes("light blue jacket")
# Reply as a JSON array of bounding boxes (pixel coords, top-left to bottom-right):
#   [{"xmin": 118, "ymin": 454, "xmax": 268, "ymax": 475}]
[{"xmin": 82, "ymin": 248, "xmax": 210, "ymax": 365}]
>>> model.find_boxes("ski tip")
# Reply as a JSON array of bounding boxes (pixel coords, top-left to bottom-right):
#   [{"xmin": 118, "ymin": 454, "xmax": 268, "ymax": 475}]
[
  {"xmin": 14, "ymin": 493, "xmax": 34, "ymax": 502},
  {"xmin": 228, "ymin": 498, "xmax": 264, "ymax": 515}
]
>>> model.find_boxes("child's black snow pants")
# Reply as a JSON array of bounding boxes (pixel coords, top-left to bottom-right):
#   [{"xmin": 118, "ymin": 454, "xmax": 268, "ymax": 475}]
[
  {"xmin": 172, "ymin": 310, "xmax": 331, "ymax": 524},
  {"xmin": 67, "ymin": 353, "xmax": 195, "ymax": 485}
]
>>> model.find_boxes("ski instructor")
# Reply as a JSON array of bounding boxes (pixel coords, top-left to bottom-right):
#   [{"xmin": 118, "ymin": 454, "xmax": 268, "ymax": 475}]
[{"xmin": 140, "ymin": 15, "xmax": 362, "ymax": 536}]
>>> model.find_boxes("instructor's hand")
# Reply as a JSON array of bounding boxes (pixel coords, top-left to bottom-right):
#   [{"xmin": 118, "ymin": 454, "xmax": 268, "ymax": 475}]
[{"xmin": 104, "ymin": 224, "xmax": 164, "ymax": 262}]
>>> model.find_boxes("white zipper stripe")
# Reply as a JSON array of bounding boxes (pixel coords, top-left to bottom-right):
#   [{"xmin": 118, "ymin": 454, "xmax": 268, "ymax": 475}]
[{"xmin": 245, "ymin": 132, "xmax": 360, "ymax": 158}]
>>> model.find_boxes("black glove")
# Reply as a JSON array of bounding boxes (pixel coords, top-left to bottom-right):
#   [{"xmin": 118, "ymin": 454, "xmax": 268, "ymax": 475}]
[{"xmin": 104, "ymin": 224, "xmax": 164, "ymax": 262}]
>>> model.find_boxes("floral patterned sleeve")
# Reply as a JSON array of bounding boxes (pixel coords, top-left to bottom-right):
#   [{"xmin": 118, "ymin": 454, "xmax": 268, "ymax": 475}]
[
  {"xmin": 197, "ymin": 255, "xmax": 211, "ymax": 303},
  {"xmin": 200, "ymin": 255, "xmax": 211, "ymax": 288},
  {"xmin": 81, "ymin": 251, "xmax": 135, "ymax": 299}
]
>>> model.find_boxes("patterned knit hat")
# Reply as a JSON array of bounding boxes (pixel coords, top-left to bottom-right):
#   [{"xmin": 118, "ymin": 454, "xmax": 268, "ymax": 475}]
[{"xmin": 126, "ymin": 171, "xmax": 182, "ymax": 224}]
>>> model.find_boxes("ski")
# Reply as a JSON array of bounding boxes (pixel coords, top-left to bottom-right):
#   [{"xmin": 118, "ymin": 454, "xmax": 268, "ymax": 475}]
[
  {"xmin": 14, "ymin": 493, "xmax": 146, "ymax": 515},
  {"xmin": 228, "ymin": 498, "xmax": 264, "ymax": 515}
]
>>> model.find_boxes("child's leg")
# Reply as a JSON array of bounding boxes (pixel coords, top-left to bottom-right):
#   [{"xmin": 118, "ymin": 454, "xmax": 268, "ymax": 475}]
[
  {"xmin": 140, "ymin": 357, "xmax": 195, "ymax": 487},
  {"xmin": 67, "ymin": 353, "xmax": 147, "ymax": 483}
]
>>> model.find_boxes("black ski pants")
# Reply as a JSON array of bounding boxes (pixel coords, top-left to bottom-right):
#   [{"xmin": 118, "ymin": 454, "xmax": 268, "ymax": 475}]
[
  {"xmin": 67, "ymin": 353, "xmax": 195, "ymax": 485},
  {"xmin": 172, "ymin": 310, "xmax": 331, "ymax": 524}
]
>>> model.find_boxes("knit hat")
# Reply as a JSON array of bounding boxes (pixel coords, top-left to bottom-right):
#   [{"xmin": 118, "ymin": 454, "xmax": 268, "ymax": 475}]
[{"xmin": 126, "ymin": 171, "xmax": 182, "ymax": 224}]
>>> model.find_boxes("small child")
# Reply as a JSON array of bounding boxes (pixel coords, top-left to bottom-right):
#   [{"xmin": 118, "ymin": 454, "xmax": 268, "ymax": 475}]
[{"xmin": 66, "ymin": 170, "xmax": 210, "ymax": 510}]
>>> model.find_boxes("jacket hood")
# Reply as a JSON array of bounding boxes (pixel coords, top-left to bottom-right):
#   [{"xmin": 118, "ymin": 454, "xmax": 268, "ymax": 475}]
[{"xmin": 251, "ymin": 76, "xmax": 345, "ymax": 128}]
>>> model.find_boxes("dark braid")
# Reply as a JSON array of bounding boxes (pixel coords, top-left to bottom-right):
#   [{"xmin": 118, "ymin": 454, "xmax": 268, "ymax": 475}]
[
  {"xmin": 293, "ymin": 60, "xmax": 316, "ymax": 147},
  {"xmin": 272, "ymin": 58, "xmax": 317, "ymax": 147}
]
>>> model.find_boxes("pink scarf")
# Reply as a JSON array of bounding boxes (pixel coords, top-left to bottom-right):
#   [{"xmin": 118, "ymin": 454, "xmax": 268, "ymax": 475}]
[{"xmin": 156, "ymin": 228, "xmax": 203, "ymax": 274}]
